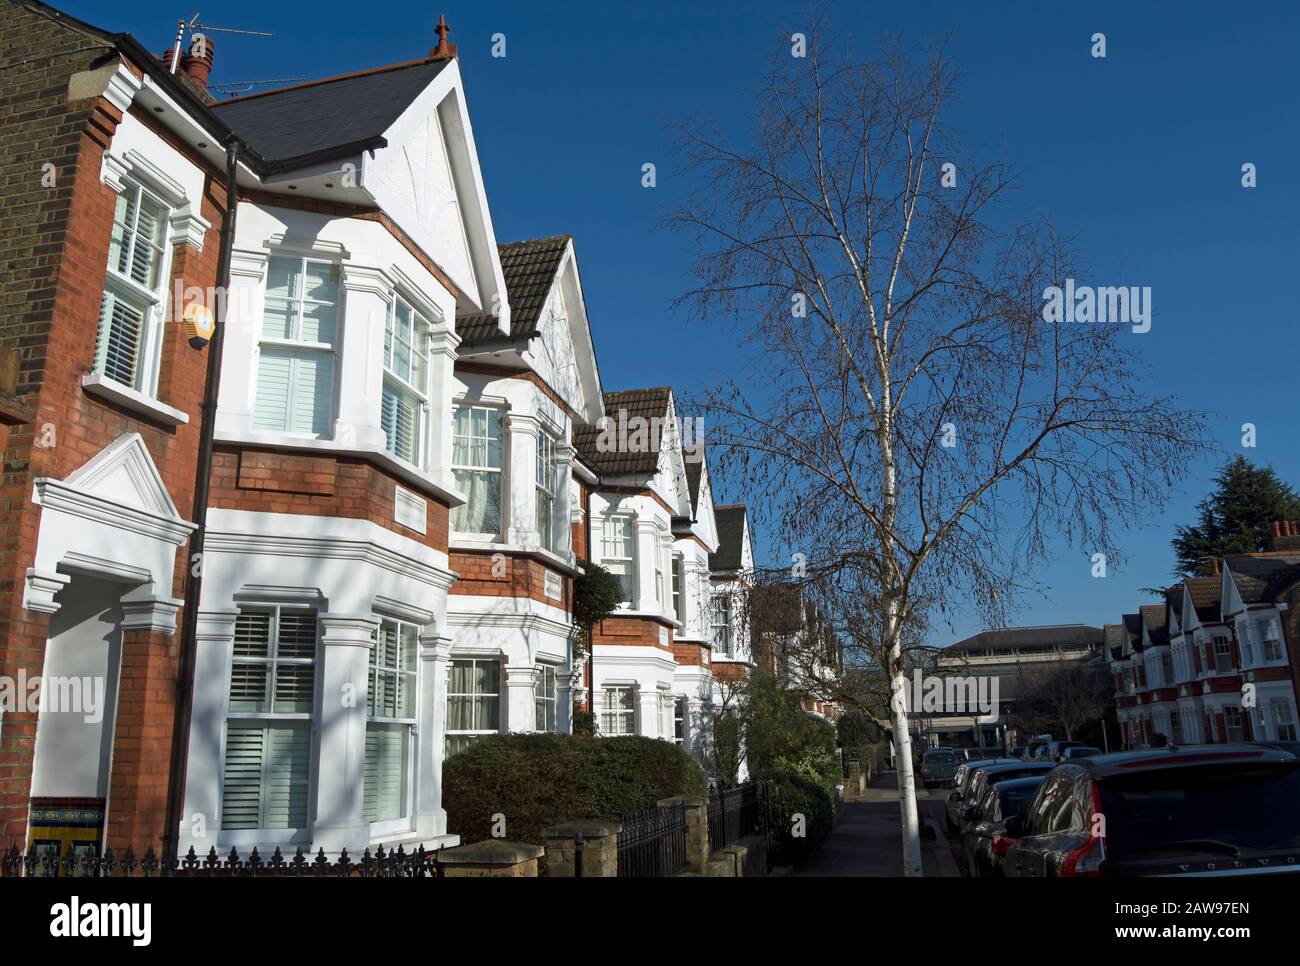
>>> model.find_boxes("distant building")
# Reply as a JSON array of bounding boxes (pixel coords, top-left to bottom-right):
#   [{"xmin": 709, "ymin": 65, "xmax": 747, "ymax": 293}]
[{"xmin": 921, "ymin": 625, "xmax": 1105, "ymax": 749}]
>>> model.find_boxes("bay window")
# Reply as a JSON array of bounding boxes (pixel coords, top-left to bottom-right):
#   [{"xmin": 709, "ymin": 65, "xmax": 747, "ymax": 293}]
[
  {"xmin": 451, "ymin": 406, "xmax": 504, "ymax": 535},
  {"xmin": 221, "ymin": 607, "xmax": 317, "ymax": 831},
  {"xmin": 536, "ymin": 430, "xmax": 560, "ymax": 552},
  {"xmin": 600, "ymin": 516, "xmax": 635, "ymax": 604},
  {"xmin": 446, "ymin": 658, "xmax": 501, "ymax": 756},
  {"xmin": 254, "ymin": 254, "xmax": 338, "ymax": 436},
  {"xmin": 600, "ymin": 685, "xmax": 635, "ymax": 735},
  {"xmin": 95, "ymin": 178, "xmax": 171, "ymax": 393},
  {"xmin": 535, "ymin": 663, "xmax": 558, "ymax": 732},
  {"xmin": 381, "ymin": 295, "xmax": 431, "ymax": 467},
  {"xmin": 674, "ymin": 696, "xmax": 687, "ymax": 747},
  {"xmin": 365, "ymin": 619, "xmax": 418, "ymax": 826}
]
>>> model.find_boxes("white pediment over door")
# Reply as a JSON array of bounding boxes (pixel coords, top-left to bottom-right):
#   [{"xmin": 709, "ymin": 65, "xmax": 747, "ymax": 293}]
[
  {"xmin": 375, "ymin": 112, "xmax": 475, "ymax": 295},
  {"xmin": 62, "ymin": 432, "xmax": 182, "ymax": 520}
]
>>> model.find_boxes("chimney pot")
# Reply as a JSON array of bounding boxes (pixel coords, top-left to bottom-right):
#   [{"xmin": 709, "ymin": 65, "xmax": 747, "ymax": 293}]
[
  {"xmin": 184, "ymin": 34, "xmax": 215, "ymax": 88},
  {"xmin": 1272, "ymin": 522, "xmax": 1282, "ymax": 538}
]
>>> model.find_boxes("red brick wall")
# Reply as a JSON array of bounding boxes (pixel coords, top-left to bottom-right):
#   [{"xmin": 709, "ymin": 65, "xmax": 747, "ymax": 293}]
[
  {"xmin": 593, "ymin": 614, "xmax": 673, "ymax": 650},
  {"xmin": 448, "ymin": 549, "xmax": 570, "ymax": 609},
  {"xmin": 671, "ymin": 641, "xmax": 708, "ymax": 667},
  {"xmin": 209, "ymin": 447, "xmax": 452, "ymax": 554}
]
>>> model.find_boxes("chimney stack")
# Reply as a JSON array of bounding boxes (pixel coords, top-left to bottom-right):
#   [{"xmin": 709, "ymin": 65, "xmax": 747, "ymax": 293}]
[
  {"xmin": 185, "ymin": 34, "xmax": 215, "ymax": 87},
  {"xmin": 428, "ymin": 14, "xmax": 459, "ymax": 60}
]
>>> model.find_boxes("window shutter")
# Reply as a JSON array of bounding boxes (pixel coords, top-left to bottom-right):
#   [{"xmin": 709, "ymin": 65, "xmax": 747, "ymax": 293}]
[
  {"xmin": 381, "ymin": 382, "xmax": 420, "ymax": 463},
  {"xmin": 363, "ymin": 724, "xmax": 408, "ymax": 823},
  {"xmin": 253, "ymin": 347, "xmax": 293, "ymax": 431},
  {"xmin": 289, "ymin": 351, "xmax": 334, "ymax": 436},
  {"xmin": 261, "ymin": 725, "xmax": 311, "ymax": 828},
  {"xmin": 95, "ymin": 289, "xmax": 147, "ymax": 387},
  {"xmin": 220, "ymin": 724, "xmax": 265, "ymax": 829}
]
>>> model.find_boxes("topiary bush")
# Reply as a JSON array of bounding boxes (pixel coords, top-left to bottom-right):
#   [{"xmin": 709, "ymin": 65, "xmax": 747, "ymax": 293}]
[
  {"xmin": 761, "ymin": 770, "xmax": 835, "ymax": 865},
  {"xmin": 443, "ymin": 733, "xmax": 707, "ymax": 845}
]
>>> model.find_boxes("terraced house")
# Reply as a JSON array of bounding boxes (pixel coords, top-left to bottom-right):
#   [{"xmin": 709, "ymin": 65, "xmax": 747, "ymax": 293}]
[
  {"xmin": 1108, "ymin": 522, "xmax": 1300, "ymax": 748},
  {"xmin": 0, "ymin": 0, "xmax": 769, "ymax": 862}
]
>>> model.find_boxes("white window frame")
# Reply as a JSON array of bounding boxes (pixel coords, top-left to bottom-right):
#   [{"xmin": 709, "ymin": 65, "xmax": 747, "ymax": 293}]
[
  {"xmin": 671, "ymin": 552, "xmax": 685, "ymax": 624},
  {"xmin": 1272, "ymin": 699, "xmax": 1298, "ymax": 741},
  {"xmin": 445, "ymin": 657, "xmax": 502, "ymax": 756},
  {"xmin": 451, "ymin": 404, "xmax": 506, "ymax": 538},
  {"xmin": 673, "ymin": 695, "xmax": 687, "ymax": 747},
  {"xmin": 711, "ymin": 593, "xmax": 732, "ymax": 657},
  {"xmin": 600, "ymin": 685, "xmax": 635, "ymax": 736},
  {"xmin": 95, "ymin": 177, "xmax": 174, "ymax": 396},
  {"xmin": 600, "ymin": 515, "xmax": 635, "ymax": 605},
  {"xmin": 253, "ymin": 253, "xmax": 340, "ymax": 437},
  {"xmin": 658, "ymin": 689, "xmax": 673, "ymax": 740},
  {"xmin": 380, "ymin": 292, "xmax": 432, "ymax": 468},
  {"xmin": 534, "ymin": 663, "xmax": 559, "ymax": 733},
  {"xmin": 365, "ymin": 617, "xmax": 419, "ymax": 835},
  {"xmin": 536, "ymin": 430, "xmax": 560, "ymax": 553},
  {"xmin": 1213, "ymin": 636, "xmax": 1234, "ymax": 673},
  {"xmin": 220, "ymin": 604, "xmax": 319, "ymax": 842}
]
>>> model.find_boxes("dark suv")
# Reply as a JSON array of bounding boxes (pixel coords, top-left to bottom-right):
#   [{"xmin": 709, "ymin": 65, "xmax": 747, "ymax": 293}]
[{"xmin": 1004, "ymin": 745, "xmax": 1300, "ymax": 877}]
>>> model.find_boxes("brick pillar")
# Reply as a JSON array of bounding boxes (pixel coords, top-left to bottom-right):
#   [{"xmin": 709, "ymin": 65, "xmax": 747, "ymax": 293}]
[
  {"xmin": 104, "ymin": 590, "xmax": 183, "ymax": 853},
  {"xmin": 438, "ymin": 839, "xmax": 542, "ymax": 877},
  {"xmin": 543, "ymin": 819, "xmax": 620, "ymax": 876},
  {"xmin": 0, "ymin": 608, "xmax": 53, "ymax": 845},
  {"xmin": 659, "ymin": 794, "xmax": 708, "ymax": 873}
]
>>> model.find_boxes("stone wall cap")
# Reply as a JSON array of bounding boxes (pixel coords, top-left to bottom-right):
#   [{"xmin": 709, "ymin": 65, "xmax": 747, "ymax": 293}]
[
  {"xmin": 437, "ymin": 839, "xmax": 544, "ymax": 864},
  {"xmin": 543, "ymin": 819, "xmax": 621, "ymax": 837},
  {"xmin": 657, "ymin": 794, "xmax": 707, "ymax": 807}
]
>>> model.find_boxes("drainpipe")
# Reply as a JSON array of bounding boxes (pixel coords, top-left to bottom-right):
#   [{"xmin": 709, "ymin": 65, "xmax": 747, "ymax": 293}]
[{"xmin": 163, "ymin": 138, "xmax": 242, "ymax": 858}]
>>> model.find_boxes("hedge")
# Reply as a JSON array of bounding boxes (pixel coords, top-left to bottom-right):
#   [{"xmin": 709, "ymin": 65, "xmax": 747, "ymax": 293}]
[
  {"xmin": 443, "ymin": 733, "xmax": 708, "ymax": 845},
  {"xmin": 761, "ymin": 770, "xmax": 836, "ymax": 865}
]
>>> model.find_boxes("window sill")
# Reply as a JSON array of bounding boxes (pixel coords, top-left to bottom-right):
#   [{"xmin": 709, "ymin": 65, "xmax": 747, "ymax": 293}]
[{"xmin": 82, "ymin": 373, "xmax": 190, "ymax": 426}]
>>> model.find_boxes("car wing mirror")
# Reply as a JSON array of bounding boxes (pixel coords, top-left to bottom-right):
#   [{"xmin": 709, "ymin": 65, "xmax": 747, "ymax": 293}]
[{"xmin": 975, "ymin": 821, "xmax": 1002, "ymax": 837}]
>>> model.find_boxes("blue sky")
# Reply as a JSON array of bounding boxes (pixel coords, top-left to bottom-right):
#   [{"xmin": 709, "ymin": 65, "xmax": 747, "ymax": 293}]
[{"xmin": 66, "ymin": 1, "xmax": 1300, "ymax": 643}]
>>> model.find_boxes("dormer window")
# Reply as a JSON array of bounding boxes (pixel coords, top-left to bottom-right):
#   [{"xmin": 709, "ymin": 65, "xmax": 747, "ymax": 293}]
[
  {"xmin": 254, "ymin": 255, "xmax": 339, "ymax": 436},
  {"xmin": 95, "ymin": 178, "xmax": 171, "ymax": 392},
  {"xmin": 381, "ymin": 295, "xmax": 431, "ymax": 466}
]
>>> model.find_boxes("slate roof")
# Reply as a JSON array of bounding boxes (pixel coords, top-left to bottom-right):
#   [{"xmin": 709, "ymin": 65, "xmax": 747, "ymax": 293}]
[
  {"xmin": 1103, "ymin": 623, "xmax": 1127, "ymax": 660},
  {"xmin": 947, "ymin": 625, "xmax": 1103, "ymax": 653},
  {"xmin": 684, "ymin": 458, "xmax": 702, "ymax": 512},
  {"xmin": 1223, "ymin": 554, "xmax": 1300, "ymax": 604},
  {"xmin": 458, "ymin": 235, "xmax": 572, "ymax": 345},
  {"xmin": 211, "ymin": 59, "xmax": 452, "ymax": 166},
  {"xmin": 710, "ymin": 505, "xmax": 748, "ymax": 572},
  {"xmin": 572, "ymin": 388, "xmax": 672, "ymax": 477}
]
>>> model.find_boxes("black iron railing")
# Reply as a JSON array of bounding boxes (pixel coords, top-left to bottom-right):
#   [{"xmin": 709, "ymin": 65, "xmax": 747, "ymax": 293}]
[
  {"xmin": 616, "ymin": 801, "xmax": 687, "ymax": 877},
  {"xmin": 707, "ymin": 781, "xmax": 766, "ymax": 851},
  {"xmin": 0, "ymin": 842, "xmax": 441, "ymax": 878}
]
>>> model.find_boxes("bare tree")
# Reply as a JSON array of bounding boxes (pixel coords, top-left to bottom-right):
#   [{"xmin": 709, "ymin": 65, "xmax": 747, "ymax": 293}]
[
  {"xmin": 1017, "ymin": 662, "xmax": 1113, "ymax": 742},
  {"xmin": 670, "ymin": 14, "xmax": 1209, "ymax": 874}
]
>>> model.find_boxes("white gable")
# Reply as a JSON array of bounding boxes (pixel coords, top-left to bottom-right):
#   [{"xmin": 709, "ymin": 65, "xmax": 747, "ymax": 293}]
[{"xmin": 368, "ymin": 59, "xmax": 509, "ymax": 330}]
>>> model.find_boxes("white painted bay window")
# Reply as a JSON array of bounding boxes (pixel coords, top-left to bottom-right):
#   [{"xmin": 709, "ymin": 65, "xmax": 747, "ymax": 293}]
[
  {"xmin": 534, "ymin": 663, "xmax": 558, "ymax": 732},
  {"xmin": 600, "ymin": 685, "xmax": 635, "ymax": 735},
  {"xmin": 451, "ymin": 406, "xmax": 504, "ymax": 536},
  {"xmin": 446, "ymin": 658, "xmax": 501, "ymax": 755},
  {"xmin": 536, "ymin": 431, "xmax": 559, "ymax": 552},
  {"xmin": 380, "ymin": 295, "xmax": 431, "ymax": 466},
  {"xmin": 221, "ymin": 607, "xmax": 317, "ymax": 831},
  {"xmin": 95, "ymin": 178, "xmax": 171, "ymax": 392},
  {"xmin": 254, "ymin": 255, "xmax": 338, "ymax": 436},
  {"xmin": 365, "ymin": 619, "xmax": 418, "ymax": 826},
  {"xmin": 601, "ymin": 516, "xmax": 635, "ymax": 604}
]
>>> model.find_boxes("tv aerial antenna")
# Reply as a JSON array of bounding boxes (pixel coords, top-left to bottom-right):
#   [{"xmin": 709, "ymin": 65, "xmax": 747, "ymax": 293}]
[{"xmin": 168, "ymin": 11, "xmax": 305, "ymax": 96}]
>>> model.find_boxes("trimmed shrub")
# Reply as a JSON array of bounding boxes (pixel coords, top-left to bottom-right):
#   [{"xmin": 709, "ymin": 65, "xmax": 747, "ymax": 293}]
[
  {"xmin": 742, "ymin": 671, "xmax": 840, "ymax": 793},
  {"xmin": 443, "ymin": 733, "xmax": 708, "ymax": 845},
  {"xmin": 761, "ymin": 770, "xmax": 835, "ymax": 865}
]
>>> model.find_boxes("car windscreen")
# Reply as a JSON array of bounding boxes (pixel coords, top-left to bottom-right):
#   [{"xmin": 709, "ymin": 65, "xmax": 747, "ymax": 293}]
[
  {"xmin": 997, "ymin": 784, "xmax": 1040, "ymax": 814},
  {"xmin": 1098, "ymin": 762, "xmax": 1300, "ymax": 858},
  {"xmin": 925, "ymin": 752, "xmax": 956, "ymax": 763}
]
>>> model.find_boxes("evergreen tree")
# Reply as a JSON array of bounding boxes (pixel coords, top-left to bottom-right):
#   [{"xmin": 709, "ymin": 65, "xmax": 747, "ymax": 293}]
[{"xmin": 1173, "ymin": 456, "xmax": 1300, "ymax": 576}]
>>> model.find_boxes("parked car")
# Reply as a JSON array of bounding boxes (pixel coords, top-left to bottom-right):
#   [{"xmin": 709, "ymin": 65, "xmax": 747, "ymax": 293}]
[
  {"xmin": 1026, "ymin": 738, "xmax": 1052, "ymax": 759},
  {"xmin": 920, "ymin": 749, "xmax": 959, "ymax": 789},
  {"xmin": 1004, "ymin": 745, "xmax": 1300, "ymax": 877},
  {"xmin": 1041, "ymin": 740, "xmax": 1095, "ymax": 762},
  {"xmin": 1009, "ymin": 746, "xmax": 1027, "ymax": 759},
  {"xmin": 958, "ymin": 761, "xmax": 1056, "ymax": 860},
  {"xmin": 965, "ymin": 775, "xmax": 1047, "ymax": 877},
  {"xmin": 945, "ymin": 757, "xmax": 1015, "ymax": 831},
  {"xmin": 1059, "ymin": 745, "xmax": 1102, "ymax": 761}
]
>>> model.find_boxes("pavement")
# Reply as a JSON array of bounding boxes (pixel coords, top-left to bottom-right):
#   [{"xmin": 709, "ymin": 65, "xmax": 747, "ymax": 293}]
[{"xmin": 790, "ymin": 770, "xmax": 960, "ymax": 877}]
